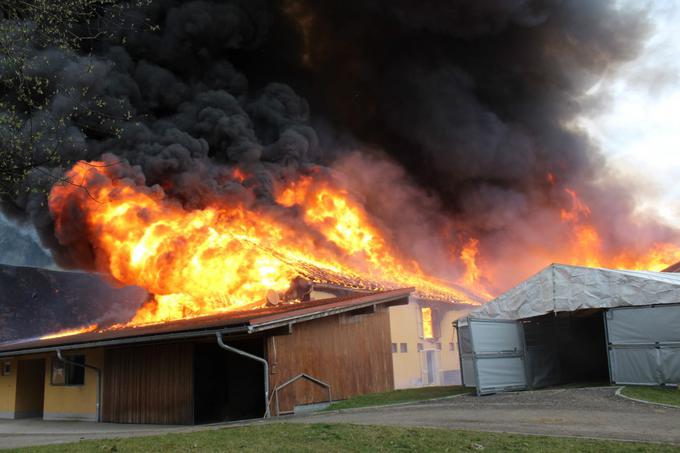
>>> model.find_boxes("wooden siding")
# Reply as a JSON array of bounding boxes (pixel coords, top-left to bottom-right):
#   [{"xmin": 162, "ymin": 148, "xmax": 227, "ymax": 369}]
[
  {"xmin": 102, "ymin": 343, "xmax": 193, "ymax": 424},
  {"xmin": 268, "ymin": 306, "xmax": 394, "ymax": 414}
]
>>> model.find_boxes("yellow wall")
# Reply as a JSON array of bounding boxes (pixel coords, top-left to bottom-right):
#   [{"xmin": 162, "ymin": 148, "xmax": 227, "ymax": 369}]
[
  {"xmin": 389, "ymin": 300, "xmax": 470, "ymax": 389},
  {"xmin": 43, "ymin": 349, "xmax": 102, "ymax": 421},
  {"xmin": 0, "ymin": 358, "xmax": 17, "ymax": 418},
  {"xmin": 439, "ymin": 309, "xmax": 469, "ymax": 371},
  {"xmin": 389, "ymin": 302, "xmax": 423, "ymax": 389}
]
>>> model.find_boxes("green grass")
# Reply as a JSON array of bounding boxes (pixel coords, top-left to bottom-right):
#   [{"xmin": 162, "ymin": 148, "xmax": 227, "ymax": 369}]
[
  {"xmin": 7, "ymin": 423, "xmax": 680, "ymax": 453},
  {"xmin": 621, "ymin": 385, "xmax": 680, "ymax": 407},
  {"xmin": 324, "ymin": 386, "xmax": 471, "ymax": 411}
]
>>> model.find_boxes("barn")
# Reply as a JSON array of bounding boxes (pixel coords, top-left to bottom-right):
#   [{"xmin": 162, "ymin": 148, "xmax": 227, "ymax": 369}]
[
  {"xmin": 0, "ymin": 287, "xmax": 411, "ymax": 424},
  {"xmin": 457, "ymin": 264, "xmax": 680, "ymax": 395}
]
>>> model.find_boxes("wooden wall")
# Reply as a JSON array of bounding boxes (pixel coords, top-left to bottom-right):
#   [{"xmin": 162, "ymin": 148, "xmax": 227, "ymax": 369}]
[
  {"xmin": 102, "ymin": 343, "xmax": 193, "ymax": 424},
  {"xmin": 268, "ymin": 305, "xmax": 394, "ymax": 414}
]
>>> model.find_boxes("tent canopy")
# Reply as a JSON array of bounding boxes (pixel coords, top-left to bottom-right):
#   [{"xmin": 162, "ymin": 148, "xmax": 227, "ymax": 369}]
[{"xmin": 471, "ymin": 263, "xmax": 680, "ymax": 320}]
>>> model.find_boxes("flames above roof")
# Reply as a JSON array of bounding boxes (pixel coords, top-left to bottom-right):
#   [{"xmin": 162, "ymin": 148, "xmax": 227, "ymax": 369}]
[{"xmin": 45, "ymin": 159, "xmax": 484, "ymax": 332}]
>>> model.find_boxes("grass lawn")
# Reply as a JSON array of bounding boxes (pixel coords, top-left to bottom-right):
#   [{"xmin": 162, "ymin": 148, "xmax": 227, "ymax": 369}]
[
  {"xmin": 621, "ymin": 385, "xmax": 680, "ymax": 407},
  {"xmin": 324, "ymin": 385, "xmax": 471, "ymax": 411},
  {"xmin": 8, "ymin": 423, "xmax": 680, "ymax": 453}
]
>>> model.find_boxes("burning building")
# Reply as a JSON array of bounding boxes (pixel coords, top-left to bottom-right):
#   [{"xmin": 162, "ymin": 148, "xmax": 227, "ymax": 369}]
[
  {"xmin": 0, "ymin": 262, "xmax": 478, "ymax": 424},
  {"xmin": 2, "ymin": 0, "xmax": 680, "ymax": 426},
  {"xmin": 0, "ymin": 267, "xmax": 412, "ymax": 423}
]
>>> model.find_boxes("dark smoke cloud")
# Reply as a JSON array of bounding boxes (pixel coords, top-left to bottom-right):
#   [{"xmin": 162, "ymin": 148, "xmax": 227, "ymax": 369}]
[{"xmin": 0, "ymin": 0, "xmax": 674, "ymax": 292}]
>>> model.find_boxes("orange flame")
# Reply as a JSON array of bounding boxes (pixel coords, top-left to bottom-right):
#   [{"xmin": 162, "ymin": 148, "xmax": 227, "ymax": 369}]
[
  {"xmin": 421, "ymin": 306, "xmax": 433, "ymax": 339},
  {"xmin": 40, "ymin": 324, "xmax": 98, "ymax": 340},
  {"xmin": 559, "ymin": 186, "xmax": 680, "ymax": 271},
  {"xmin": 458, "ymin": 238, "xmax": 493, "ymax": 299},
  {"xmin": 48, "ymin": 161, "xmax": 474, "ymax": 329}
]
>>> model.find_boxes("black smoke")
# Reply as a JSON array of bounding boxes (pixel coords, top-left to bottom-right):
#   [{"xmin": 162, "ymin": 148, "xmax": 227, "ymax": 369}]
[{"xmin": 1, "ymin": 0, "xmax": 674, "ymax": 292}]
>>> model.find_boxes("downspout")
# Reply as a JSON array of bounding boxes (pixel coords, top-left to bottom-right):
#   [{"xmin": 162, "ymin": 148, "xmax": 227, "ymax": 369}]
[
  {"xmin": 215, "ymin": 333, "xmax": 270, "ymax": 418},
  {"xmin": 56, "ymin": 349, "xmax": 101, "ymax": 422}
]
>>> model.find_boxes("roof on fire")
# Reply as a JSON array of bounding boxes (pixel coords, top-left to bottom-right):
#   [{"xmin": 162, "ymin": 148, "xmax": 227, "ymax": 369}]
[{"xmin": 0, "ymin": 287, "xmax": 414, "ymax": 357}]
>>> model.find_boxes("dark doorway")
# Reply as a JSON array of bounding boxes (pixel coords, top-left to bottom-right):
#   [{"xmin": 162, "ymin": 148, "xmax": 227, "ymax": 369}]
[
  {"xmin": 193, "ymin": 338, "xmax": 265, "ymax": 424},
  {"xmin": 15, "ymin": 359, "xmax": 45, "ymax": 418},
  {"xmin": 522, "ymin": 310, "xmax": 609, "ymax": 388}
]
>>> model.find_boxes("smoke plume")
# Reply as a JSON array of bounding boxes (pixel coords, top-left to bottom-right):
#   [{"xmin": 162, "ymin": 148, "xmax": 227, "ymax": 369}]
[{"xmin": 1, "ymin": 0, "xmax": 675, "ymax": 294}]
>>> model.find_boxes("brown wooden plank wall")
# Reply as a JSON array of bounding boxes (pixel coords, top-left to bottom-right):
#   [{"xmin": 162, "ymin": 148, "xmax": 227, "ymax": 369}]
[
  {"xmin": 268, "ymin": 305, "xmax": 395, "ymax": 414},
  {"xmin": 102, "ymin": 343, "xmax": 193, "ymax": 424}
]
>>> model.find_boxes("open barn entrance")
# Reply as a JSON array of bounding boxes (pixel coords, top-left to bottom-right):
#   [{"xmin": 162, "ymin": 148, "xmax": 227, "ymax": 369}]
[
  {"xmin": 522, "ymin": 310, "xmax": 609, "ymax": 388},
  {"xmin": 460, "ymin": 310, "xmax": 610, "ymax": 394},
  {"xmin": 193, "ymin": 338, "xmax": 265, "ymax": 424}
]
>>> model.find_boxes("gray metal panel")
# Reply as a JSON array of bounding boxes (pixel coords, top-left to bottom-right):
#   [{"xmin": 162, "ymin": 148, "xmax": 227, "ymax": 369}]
[
  {"xmin": 660, "ymin": 347, "xmax": 680, "ymax": 384},
  {"xmin": 609, "ymin": 347, "xmax": 659, "ymax": 384},
  {"xmin": 470, "ymin": 320, "xmax": 523, "ymax": 353},
  {"xmin": 459, "ymin": 326, "xmax": 472, "ymax": 354},
  {"xmin": 469, "ymin": 319, "xmax": 527, "ymax": 394},
  {"xmin": 476, "ymin": 357, "xmax": 527, "ymax": 393},
  {"xmin": 457, "ymin": 323, "xmax": 476, "ymax": 388},
  {"xmin": 461, "ymin": 357, "xmax": 476, "ymax": 388},
  {"xmin": 607, "ymin": 305, "xmax": 680, "ymax": 344}
]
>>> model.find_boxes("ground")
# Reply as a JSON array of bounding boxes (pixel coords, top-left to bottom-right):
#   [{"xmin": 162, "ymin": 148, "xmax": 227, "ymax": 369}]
[
  {"xmin": 5, "ymin": 423, "xmax": 680, "ymax": 453},
  {"xmin": 1, "ymin": 387, "xmax": 679, "ymax": 450},
  {"xmin": 324, "ymin": 385, "xmax": 470, "ymax": 410},
  {"xmin": 299, "ymin": 386, "xmax": 680, "ymax": 444}
]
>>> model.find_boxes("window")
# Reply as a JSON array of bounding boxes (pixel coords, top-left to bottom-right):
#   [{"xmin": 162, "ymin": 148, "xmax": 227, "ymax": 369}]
[
  {"xmin": 417, "ymin": 343, "xmax": 424, "ymax": 352},
  {"xmin": 436, "ymin": 343, "xmax": 442, "ymax": 350},
  {"xmin": 400, "ymin": 343, "xmax": 408, "ymax": 353},
  {"xmin": 2, "ymin": 361, "xmax": 10, "ymax": 376},
  {"xmin": 391, "ymin": 343, "xmax": 398, "ymax": 353},
  {"xmin": 51, "ymin": 355, "xmax": 85, "ymax": 386},
  {"xmin": 449, "ymin": 342, "xmax": 455, "ymax": 352},
  {"xmin": 421, "ymin": 307, "xmax": 434, "ymax": 339}
]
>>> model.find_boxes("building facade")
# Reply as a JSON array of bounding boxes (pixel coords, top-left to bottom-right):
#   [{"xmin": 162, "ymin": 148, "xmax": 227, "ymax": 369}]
[
  {"xmin": 389, "ymin": 299, "xmax": 470, "ymax": 389},
  {"xmin": 0, "ymin": 289, "xmax": 409, "ymax": 424}
]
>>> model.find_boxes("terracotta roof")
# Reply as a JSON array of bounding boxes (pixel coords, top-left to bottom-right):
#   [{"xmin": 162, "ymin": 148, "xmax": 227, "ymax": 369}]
[{"xmin": 0, "ymin": 287, "xmax": 413, "ymax": 357}]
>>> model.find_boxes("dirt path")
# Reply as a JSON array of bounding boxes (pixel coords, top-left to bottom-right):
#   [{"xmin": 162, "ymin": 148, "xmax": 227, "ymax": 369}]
[{"xmin": 291, "ymin": 386, "xmax": 680, "ymax": 444}]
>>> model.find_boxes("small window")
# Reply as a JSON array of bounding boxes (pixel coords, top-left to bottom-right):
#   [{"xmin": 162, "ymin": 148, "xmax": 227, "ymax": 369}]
[
  {"xmin": 449, "ymin": 342, "xmax": 455, "ymax": 351},
  {"xmin": 417, "ymin": 343, "xmax": 424, "ymax": 352},
  {"xmin": 400, "ymin": 343, "xmax": 408, "ymax": 353},
  {"xmin": 391, "ymin": 343, "xmax": 398, "ymax": 353},
  {"xmin": 51, "ymin": 355, "xmax": 85, "ymax": 386},
  {"xmin": 436, "ymin": 343, "xmax": 442, "ymax": 350},
  {"xmin": 2, "ymin": 361, "xmax": 10, "ymax": 376}
]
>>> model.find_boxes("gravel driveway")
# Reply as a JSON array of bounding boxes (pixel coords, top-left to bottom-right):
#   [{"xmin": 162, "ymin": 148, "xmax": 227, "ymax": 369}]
[{"xmin": 291, "ymin": 386, "xmax": 680, "ymax": 444}]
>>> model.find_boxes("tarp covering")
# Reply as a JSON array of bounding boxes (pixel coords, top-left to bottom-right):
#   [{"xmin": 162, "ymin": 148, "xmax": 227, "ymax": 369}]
[
  {"xmin": 467, "ymin": 319, "xmax": 527, "ymax": 394},
  {"xmin": 606, "ymin": 304, "xmax": 680, "ymax": 385},
  {"xmin": 606, "ymin": 305, "xmax": 680, "ymax": 344},
  {"xmin": 470, "ymin": 264, "xmax": 680, "ymax": 320}
]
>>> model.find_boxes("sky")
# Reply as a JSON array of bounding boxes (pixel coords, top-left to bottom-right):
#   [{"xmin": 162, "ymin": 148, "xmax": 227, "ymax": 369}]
[{"xmin": 579, "ymin": 0, "xmax": 680, "ymax": 227}]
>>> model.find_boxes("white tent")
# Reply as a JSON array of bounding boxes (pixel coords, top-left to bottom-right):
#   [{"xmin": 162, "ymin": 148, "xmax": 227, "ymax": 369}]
[{"xmin": 457, "ymin": 264, "xmax": 680, "ymax": 394}]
